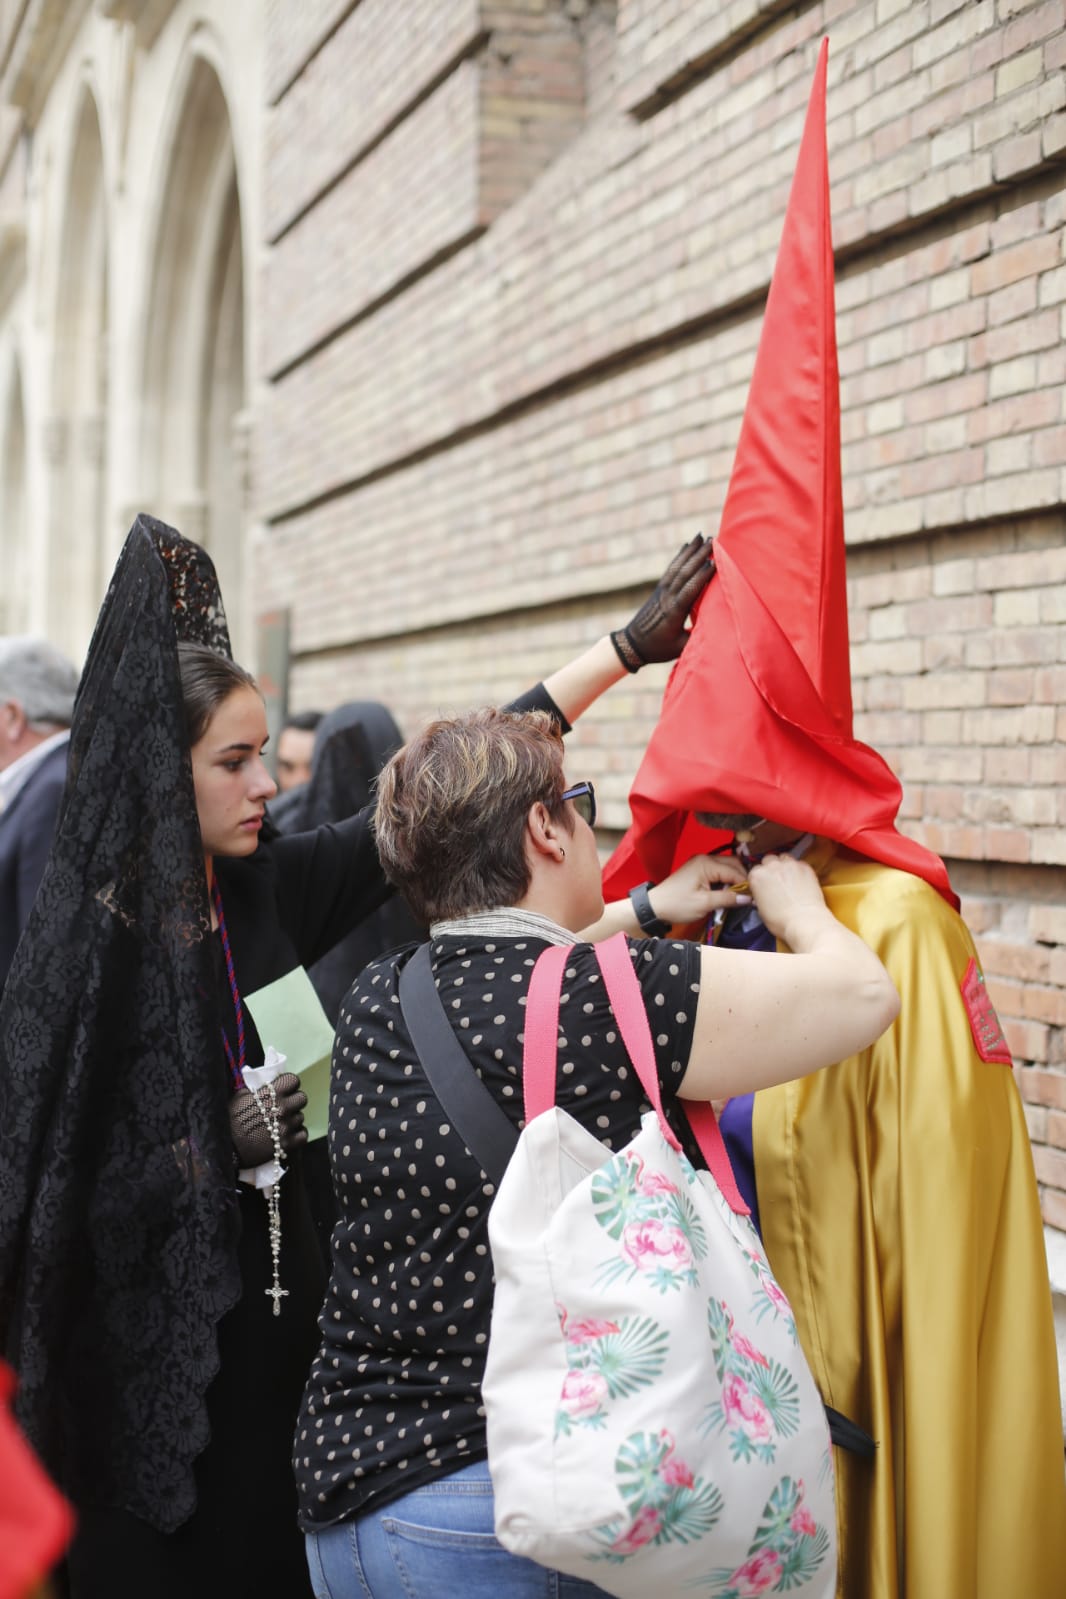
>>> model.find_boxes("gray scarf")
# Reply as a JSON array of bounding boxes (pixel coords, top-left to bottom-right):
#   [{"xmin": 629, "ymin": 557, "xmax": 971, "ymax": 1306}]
[{"xmin": 429, "ymin": 907, "xmax": 579, "ymax": 947}]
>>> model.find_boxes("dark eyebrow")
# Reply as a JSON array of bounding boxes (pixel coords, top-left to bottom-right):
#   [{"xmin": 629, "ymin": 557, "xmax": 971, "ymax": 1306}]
[{"xmin": 216, "ymin": 739, "xmax": 269, "ymax": 755}]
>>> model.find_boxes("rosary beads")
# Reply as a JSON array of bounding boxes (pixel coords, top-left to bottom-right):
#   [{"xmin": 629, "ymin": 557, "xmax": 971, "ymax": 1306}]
[{"xmin": 253, "ymin": 1080, "xmax": 289, "ymax": 1316}]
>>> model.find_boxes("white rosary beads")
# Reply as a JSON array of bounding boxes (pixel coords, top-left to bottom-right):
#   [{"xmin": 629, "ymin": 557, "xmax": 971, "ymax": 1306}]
[{"xmin": 252, "ymin": 1079, "xmax": 289, "ymax": 1316}]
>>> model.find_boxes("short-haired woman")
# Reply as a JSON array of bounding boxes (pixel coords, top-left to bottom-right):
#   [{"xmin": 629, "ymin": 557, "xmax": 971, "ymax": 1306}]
[
  {"xmin": 0, "ymin": 518, "xmax": 714, "ymax": 1599},
  {"xmin": 297, "ymin": 706, "xmax": 899, "ymax": 1598}
]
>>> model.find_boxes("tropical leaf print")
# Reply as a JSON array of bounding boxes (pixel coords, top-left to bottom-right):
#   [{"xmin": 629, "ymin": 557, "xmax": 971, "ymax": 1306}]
[
  {"xmin": 591, "ymin": 1149, "xmax": 710, "ymax": 1293},
  {"xmin": 706, "ymin": 1297, "xmax": 735, "ymax": 1376},
  {"xmin": 615, "ymin": 1427, "xmax": 676, "ymax": 1507},
  {"xmin": 749, "ymin": 1474, "xmax": 803, "ymax": 1550},
  {"xmin": 748, "ymin": 1359, "xmax": 801, "ymax": 1440},
  {"xmin": 662, "ymin": 1185, "xmax": 709, "ymax": 1260},
  {"xmin": 749, "ymin": 1257, "xmax": 798, "ymax": 1339},
  {"xmin": 776, "ymin": 1524, "xmax": 831, "ymax": 1589},
  {"xmin": 698, "ymin": 1476, "xmax": 830, "ymax": 1595},
  {"xmin": 594, "ymin": 1247, "xmax": 700, "ymax": 1295},
  {"xmin": 703, "ymin": 1371, "xmax": 776, "ymax": 1463},
  {"xmin": 593, "ymin": 1315, "xmax": 671, "ymax": 1400},
  {"xmin": 590, "ymin": 1152, "xmax": 648, "ymax": 1239},
  {"xmin": 585, "ymin": 1429, "xmax": 724, "ymax": 1564},
  {"xmin": 701, "ymin": 1300, "xmax": 800, "ymax": 1463},
  {"xmin": 553, "ymin": 1313, "xmax": 670, "ymax": 1436}
]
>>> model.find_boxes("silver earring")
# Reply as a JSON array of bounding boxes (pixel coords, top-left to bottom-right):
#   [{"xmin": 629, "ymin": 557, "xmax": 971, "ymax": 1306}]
[{"xmin": 560, "ymin": 847, "xmax": 566, "ymax": 860}]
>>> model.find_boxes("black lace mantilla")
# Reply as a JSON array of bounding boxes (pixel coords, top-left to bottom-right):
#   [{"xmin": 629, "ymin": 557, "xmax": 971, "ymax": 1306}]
[{"xmin": 0, "ymin": 515, "xmax": 242, "ymax": 1531}]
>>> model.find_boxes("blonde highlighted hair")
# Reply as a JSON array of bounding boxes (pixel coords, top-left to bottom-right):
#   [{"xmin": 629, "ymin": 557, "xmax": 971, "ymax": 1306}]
[{"xmin": 374, "ymin": 708, "xmax": 570, "ymax": 924}]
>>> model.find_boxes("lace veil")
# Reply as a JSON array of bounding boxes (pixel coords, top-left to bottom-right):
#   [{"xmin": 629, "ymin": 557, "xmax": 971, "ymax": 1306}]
[{"xmin": 0, "ymin": 515, "xmax": 242, "ymax": 1531}]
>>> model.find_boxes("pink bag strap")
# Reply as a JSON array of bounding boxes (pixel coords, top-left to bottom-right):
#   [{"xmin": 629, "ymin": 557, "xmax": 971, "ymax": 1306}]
[
  {"xmin": 590, "ymin": 933, "xmax": 683, "ymax": 1152},
  {"xmin": 593, "ymin": 933, "xmax": 750, "ymax": 1217},
  {"xmin": 522, "ymin": 943, "xmax": 571, "ymax": 1124},
  {"xmin": 678, "ymin": 1100, "xmax": 750, "ymax": 1216}
]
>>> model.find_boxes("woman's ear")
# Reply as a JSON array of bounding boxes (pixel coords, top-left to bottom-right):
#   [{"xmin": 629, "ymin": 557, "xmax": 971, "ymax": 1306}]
[{"xmin": 526, "ymin": 800, "xmax": 567, "ymax": 863}]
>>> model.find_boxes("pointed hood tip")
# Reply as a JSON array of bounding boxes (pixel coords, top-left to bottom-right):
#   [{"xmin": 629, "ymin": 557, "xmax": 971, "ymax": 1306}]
[{"xmin": 603, "ymin": 40, "xmax": 956, "ymax": 910}]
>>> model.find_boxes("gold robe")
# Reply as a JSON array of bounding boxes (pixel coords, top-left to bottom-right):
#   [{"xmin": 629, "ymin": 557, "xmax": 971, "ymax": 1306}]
[{"xmin": 753, "ymin": 845, "xmax": 1066, "ymax": 1598}]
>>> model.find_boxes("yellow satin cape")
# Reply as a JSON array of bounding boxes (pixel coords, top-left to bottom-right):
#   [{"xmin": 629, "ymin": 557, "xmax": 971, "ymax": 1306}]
[{"xmin": 753, "ymin": 846, "xmax": 1066, "ymax": 1598}]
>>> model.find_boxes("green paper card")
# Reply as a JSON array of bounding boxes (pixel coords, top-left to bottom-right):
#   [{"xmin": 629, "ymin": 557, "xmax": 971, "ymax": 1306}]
[{"xmin": 245, "ymin": 967, "xmax": 335, "ymax": 1142}]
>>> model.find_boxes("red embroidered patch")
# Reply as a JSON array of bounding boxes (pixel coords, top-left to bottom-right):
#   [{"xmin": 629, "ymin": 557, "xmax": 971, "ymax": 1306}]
[{"xmin": 960, "ymin": 957, "xmax": 1012, "ymax": 1065}]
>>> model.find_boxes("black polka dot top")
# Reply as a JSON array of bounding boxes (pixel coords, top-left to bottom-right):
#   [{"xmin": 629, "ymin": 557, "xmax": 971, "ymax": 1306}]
[{"xmin": 295, "ymin": 933, "xmax": 701, "ymax": 1531}]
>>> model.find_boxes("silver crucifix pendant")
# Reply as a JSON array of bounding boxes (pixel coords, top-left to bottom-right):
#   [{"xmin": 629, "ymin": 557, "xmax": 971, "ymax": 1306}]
[{"xmin": 266, "ymin": 1282, "xmax": 290, "ymax": 1315}]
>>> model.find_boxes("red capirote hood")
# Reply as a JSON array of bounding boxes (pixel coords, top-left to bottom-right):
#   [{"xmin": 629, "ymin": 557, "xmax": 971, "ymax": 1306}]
[{"xmin": 602, "ymin": 39, "xmax": 956, "ymax": 910}]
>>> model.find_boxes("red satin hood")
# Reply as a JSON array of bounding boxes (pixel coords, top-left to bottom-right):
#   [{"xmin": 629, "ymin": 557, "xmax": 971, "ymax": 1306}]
[{"xmin": 603, "ymin": 40, "xmax": 956, "ymax": 910}]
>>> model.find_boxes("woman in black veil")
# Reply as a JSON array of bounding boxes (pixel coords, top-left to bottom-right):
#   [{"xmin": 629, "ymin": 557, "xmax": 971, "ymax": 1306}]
[
  {"xmin": 0, "ymin": 516, "xmax": 347, "ymax": 1595},
  {"xmin": 0, "ymin": 515, "xmax": 713, "ymax": 1595}
]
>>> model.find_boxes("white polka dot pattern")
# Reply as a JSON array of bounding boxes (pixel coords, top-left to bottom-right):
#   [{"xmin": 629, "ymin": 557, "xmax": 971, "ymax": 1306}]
[{"xmin": 294, "ymin": 934, "xmax": 701, "ymax": 1530}]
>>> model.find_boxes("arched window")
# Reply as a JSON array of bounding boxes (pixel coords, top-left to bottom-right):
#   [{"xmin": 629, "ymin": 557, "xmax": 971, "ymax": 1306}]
[{"xmin": 140, "ymin": 54, "xmax": 247, "ymax": 650}]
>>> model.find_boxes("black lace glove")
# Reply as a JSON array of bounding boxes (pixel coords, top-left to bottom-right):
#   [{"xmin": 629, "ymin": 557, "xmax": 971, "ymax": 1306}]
[
  {"xmin": 611, "ymin": 533, "xmax": 715, "ymax": 671},
  {"xmin": 229, "ymin": 1071, "xmax": 308, "ymax": 1166}
]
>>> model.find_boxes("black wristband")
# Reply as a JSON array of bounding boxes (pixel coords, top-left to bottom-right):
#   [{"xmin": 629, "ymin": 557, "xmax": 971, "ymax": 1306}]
[
  {"xmin": 629, "ymin": 880, "xmax": 671, "ymax": 938},
  {"xmin": 610, "ymin": 629, "xmax": 644, "ymax": 674}
]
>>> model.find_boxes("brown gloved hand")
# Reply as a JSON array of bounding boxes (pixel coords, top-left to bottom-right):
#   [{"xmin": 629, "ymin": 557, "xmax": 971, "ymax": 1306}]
[
  {"xmin": 611, "ymin": 534, "xmax": 715, "ymax": 671},
  {"xmin": 229, "ymin": 1071, "xmax": 308, "ymax": 1166}
]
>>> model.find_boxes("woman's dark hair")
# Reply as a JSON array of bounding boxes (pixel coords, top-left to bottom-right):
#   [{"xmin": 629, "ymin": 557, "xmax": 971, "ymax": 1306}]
[
  {"xmin": 282, "ymin": 708, "xmax": 323, "ymax": 734},
  {"xmin": 177, "ymin": 642, "xmax": 259, "ymax": 746},
  {"xmin": 374, "ymin": 707, "xmax": 571, "ymax": 924}
]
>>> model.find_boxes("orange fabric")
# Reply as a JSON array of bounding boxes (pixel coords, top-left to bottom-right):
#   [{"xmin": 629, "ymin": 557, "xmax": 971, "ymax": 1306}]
[
  {"xmin": 0, "ymin": 1364, "xmax": 73, "ymax": 1599},
  {"xmin": 602, "ymin": 39, "xmax": 956, "ymax": 910}
]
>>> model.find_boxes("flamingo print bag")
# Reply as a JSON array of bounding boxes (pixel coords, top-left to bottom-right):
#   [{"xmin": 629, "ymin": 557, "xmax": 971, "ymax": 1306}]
[{"xmin": 483, "ymin": 934, "xmax": 836, "ymax": 1599}]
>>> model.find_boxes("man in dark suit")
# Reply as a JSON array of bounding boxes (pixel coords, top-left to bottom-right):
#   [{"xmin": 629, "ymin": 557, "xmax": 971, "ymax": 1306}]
[{"xmin": 0, "ymin": 637, "xmax": 79, "ymax": 992}]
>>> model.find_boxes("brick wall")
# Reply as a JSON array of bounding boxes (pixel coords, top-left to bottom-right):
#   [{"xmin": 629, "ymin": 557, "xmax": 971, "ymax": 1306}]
[{"xmin": 258, "ymin": 0, "xmax": 1066, "ymax": 1229}]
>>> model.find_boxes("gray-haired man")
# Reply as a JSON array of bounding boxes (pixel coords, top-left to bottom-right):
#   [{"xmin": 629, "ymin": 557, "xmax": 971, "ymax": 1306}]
[{"xmin": 0, "ymin": 637, "xmax": 80, "ymax": 990}]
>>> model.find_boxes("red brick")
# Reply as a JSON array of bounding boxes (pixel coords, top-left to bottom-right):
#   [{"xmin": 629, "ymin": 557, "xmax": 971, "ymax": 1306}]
[
  {"xmin": 987, "ymin": 667, "xmax": 1036, "ymax": 704},
  {"xmin": 1033, "ymin": 1144, "xmax": 1066, "ymax": 1188},
  {"xmin": 1030, "ymin": 907, "xmax": 1066, "ymax": 946},
  {"xmin": 979, "ymin": 938, "xmax": 1052, "ymax": 983},
  {"xmin": 1033, "ymin": 426, "xmax": 1066, "ymax": 467},
  {"xmin": 1003, "ymin": 0, "xmax": 1066, "ymax": 55},
  {"xmin": 1005, "ymin": 1018, "xmax": 1052, "ymax": 1063},
  {"xmin": 1020, "ymin": 1067, "xmax": 1066, "ymax": 1110},
  {"xmin": 971, "ymin": 236, "xmax": 1061, "ymax": 295}
]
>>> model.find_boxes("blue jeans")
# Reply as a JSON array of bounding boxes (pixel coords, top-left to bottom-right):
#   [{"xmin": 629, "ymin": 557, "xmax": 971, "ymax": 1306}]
[{"xmin": 305, "ymin": 1459, "xmax": 610, "ymax": 1599}]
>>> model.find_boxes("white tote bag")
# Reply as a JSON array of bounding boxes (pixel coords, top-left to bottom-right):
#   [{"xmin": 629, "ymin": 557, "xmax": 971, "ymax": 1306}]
[{"xmin": 483, "ymin": 934, "xmax": 837, "ymax": 1599}]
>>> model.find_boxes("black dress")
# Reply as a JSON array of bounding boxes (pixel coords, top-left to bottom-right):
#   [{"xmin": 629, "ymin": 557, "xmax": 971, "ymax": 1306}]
[{"xmin": 69, "ymin": 815, "xmax": 390, "ymax": 1597}]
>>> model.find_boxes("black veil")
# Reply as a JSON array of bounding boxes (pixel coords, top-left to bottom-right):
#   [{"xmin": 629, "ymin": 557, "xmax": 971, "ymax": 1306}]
[{"xmin": 0, "ymin": 515, "xmax": 242, "ymax": 1531}]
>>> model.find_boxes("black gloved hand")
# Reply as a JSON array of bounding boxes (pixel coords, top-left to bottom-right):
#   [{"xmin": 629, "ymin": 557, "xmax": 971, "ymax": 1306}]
[
  {"xmin": 229, "ymin": 1071, "xmax": 308, "ymax": 1166},
  {"xmin": 611, "ymin": 534, "xmax": 715, "ymax": 671}
]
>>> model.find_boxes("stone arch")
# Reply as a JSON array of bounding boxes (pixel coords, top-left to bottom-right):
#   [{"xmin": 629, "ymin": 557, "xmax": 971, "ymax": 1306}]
[
  {"xmin": 140, "ymin": 49, "xmax": 248, "ymax": 650},
  {"xmin": 0, "ymin": 355, "xmax": 28, "ymax": 634},
  {"xmin": 48, "ymin": 84, "xmax": 109, "ymax": 655}
]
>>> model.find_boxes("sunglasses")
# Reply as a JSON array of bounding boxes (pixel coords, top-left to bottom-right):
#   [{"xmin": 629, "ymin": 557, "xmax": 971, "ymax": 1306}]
[{"xmin": 561, "ymin": 780, "xmax": 596, "ymax": 828}]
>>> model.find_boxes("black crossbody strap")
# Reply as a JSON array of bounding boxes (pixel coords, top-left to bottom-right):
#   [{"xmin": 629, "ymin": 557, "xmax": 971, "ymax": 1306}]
[{"xmin": 397, "ymin": 944, "xmax": 519, "ymax": 1186}]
